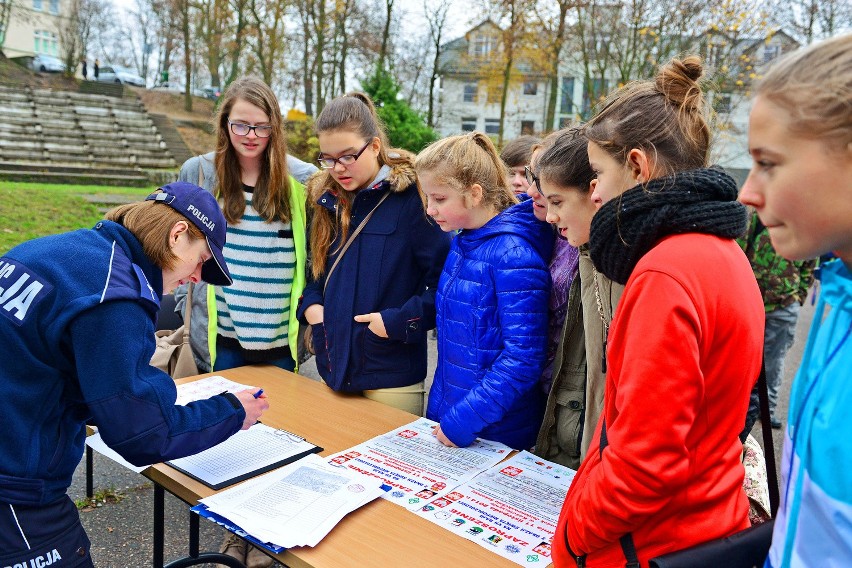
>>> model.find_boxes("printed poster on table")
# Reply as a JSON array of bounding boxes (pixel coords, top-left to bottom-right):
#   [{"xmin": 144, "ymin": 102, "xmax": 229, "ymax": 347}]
[
  {"xmin": 413, "ymin": 451, "xmax": 575, "ymax": 567},
  {"xmin": 325, "ymin": 418, "xmax": 511, "ymax": 511}
]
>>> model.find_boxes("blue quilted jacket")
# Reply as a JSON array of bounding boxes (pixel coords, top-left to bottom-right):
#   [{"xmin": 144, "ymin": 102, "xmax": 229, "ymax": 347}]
[{"xmin": 426, "ymin": 199, "xmax": 553, "ymax": 449}]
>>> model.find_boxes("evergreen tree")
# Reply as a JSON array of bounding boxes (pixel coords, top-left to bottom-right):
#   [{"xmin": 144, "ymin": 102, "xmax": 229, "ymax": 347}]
[{"xmin": 361, "ymin": 67, "xmax": 437, "ymax": 153}]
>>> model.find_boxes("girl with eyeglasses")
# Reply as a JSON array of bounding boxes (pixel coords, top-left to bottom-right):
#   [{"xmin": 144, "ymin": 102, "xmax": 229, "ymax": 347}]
[
  {"xmin": 176, "ymin": 76, "xmax": 317, "ymax": 568},
  {"xmin": 175, "ymin": 76, "xmax": 317, "ymax": 374},
  {"xmin": 297, "ymin": 92, "xmax": 450, "ymax": 415},
  {"xmin": 414, "ymin": 132, "xmax": 552, "ymax": 450}
]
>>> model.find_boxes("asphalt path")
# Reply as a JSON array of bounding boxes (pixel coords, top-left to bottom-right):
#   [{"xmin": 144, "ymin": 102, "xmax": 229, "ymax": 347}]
[{"xmin": 70, "ymin": 298, "xmax": 812, "ymax": 567}]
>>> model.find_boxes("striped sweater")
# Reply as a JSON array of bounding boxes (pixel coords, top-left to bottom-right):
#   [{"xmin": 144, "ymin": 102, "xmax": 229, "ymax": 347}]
[{"xmin": 215, "ymin": 188, "xmax": 295, "ymax": 352}]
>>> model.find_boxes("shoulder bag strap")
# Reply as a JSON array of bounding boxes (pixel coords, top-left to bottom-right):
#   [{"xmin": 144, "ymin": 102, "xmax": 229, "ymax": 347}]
[
  {"xmin": 756, "ymin": 358, "xmax": 780, "ymax": 516},
  {"xmin": 323, "ymin": 191, "xmax": 391, "ymax": 295}
]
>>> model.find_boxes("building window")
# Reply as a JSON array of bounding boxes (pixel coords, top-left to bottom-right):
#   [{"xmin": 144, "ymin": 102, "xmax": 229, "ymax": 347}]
[
  {"xmin": 484, "ymin": 119, "xmax": 500, "ymax": 135},
  {"xmin": 763, "ymin": 44, "xmax": 780, "ymax": 64},
  {"xmin": 582, "ymin": 78, "xmax": 607, "ymax": 116},
  {"xmin": 49, "ymin": 0, "xmax": 59, "ymax": 14},
  {"xmin": 486, "ymin": 84, "xmax": 503, "ymax": 104},
  {"xmin": 472, "ymin": 34, "xmax": 495, "ymax": 57},
  {"xmin": 461, "ymin": 117, "xmax": 477, "ymax": 132},
  {"xmin": 559, "ymin": 116, "xmax": 573, "ymax": 128},
  {"xmin": 463, "ymin": 83, "xmax": 477, "ymax": 103},
  {"xmin": 32, "ymin": 0, "xmax": 43, "ymax": 10},
  {"xmin": 521, "ymin": 120, "xmax": 535, "ymax": 135},
  {"xmin": 34, "ymin": 30, "xmax": 58, "ymax": 55},
  {"xmin": 560, "ymin": 77, "xmax": 575, "ymax": 114},
  {"xmin": 523, "ymin": 82, "xmax": 537, "ymax": 96}
]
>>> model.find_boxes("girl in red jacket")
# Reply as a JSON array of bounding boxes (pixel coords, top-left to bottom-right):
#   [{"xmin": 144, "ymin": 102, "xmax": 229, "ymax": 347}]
[{"xmin": 552, "ymin": 57, "xmax": 765, "ymax": 567}]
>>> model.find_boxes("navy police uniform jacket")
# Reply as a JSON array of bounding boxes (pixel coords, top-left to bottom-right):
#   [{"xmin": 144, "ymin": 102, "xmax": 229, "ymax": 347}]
[
  {"xmin": 426, "ymin": 199, "xmax": 552, "ymax": 449},
  {"xmin": 0, "ymin": 221, "xmax": 245, "ymax": 507}
]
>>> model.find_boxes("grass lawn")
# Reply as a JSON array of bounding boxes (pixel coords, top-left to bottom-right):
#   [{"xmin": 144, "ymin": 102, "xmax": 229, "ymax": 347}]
[{"xmin": 0, "ymin": 182, "xmax": 155, "ymax": 254}]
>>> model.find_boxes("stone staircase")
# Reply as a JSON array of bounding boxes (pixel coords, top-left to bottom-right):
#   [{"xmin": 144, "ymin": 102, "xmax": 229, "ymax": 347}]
[{"xmin": 0, "ymin": 84, "xmax": 178, "ymax": 186}]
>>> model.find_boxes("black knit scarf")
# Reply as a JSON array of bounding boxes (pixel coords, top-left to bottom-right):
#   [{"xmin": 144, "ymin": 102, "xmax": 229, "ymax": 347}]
[{"xmin": 589, "ymin": 167, "xmax": 747, "ymax": 285}]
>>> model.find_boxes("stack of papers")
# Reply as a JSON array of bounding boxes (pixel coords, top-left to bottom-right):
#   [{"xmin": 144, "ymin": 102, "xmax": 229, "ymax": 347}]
[
  {"xmin": 167, "ymin": 423, "xmax": 322, "ymax": 489},
  {"xmin": 197, "ymin": 453, "xmax": 387, "ymax": 548}
]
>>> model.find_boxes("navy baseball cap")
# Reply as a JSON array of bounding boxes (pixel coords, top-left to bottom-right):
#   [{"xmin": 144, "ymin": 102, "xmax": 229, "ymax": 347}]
[{"xmin": 146, "ymin": 182, "xmax": 233, "ymax": 286}]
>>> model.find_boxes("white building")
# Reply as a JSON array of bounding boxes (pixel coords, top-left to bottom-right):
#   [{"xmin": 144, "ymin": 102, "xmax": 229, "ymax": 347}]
[
  {"xmin": 436, "ymin": 20, "xmax": 798, "ymax": 177},
  {"xmin": 1, "ymin": 0, "xmax": 64, "ymax": 60}
]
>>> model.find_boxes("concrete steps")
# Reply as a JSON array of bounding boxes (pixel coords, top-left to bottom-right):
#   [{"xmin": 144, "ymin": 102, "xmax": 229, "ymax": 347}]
[
  {"xmin": 0, "ymin": 161, "xmax": 150, "ymax": 186},
  {"xmin": 0, "ymin": 85, "xmax": 180, "ymax": 184}
]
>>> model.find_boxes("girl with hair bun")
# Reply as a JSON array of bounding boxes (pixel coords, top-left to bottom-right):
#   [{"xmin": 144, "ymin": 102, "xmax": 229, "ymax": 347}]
[
  {"xmin": 297, "ymin": 92, "xmax": 449, "ymax": 415},
  {"xmin": 552, "ymin": 57, "xmax": 765, "ymax": 566},
  {"xmin": 415, "ymin": 132, "xmax": 552, "ymax": 450},
  {"xmin": 738, "ymin": 33, "xmax": 852, "ymax": 568}
]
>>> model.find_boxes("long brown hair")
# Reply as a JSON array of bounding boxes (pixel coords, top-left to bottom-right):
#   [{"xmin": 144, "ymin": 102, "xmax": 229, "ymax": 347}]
[
  {"xmin": 414, "ymin": 132, "xmax": 517, "ymax": 213},
  {"xmin": 310, "ymin": 92, "xmax": 412, "ymax": 279},
  {"xmin": 585, "ymin": 56, "xmax": 710, "ymax": 176},
  {"xmin": 215, "ymin": 76, "xmax": 291, "ymax": 224}
]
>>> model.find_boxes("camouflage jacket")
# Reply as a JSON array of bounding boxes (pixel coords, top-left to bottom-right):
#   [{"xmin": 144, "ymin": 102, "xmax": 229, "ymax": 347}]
[{"xmin": 738, "ymin": 213, "xmax": 816, "ymax": 312}]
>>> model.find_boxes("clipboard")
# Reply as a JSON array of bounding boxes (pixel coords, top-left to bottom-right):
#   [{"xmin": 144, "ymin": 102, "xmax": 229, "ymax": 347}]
[{"xmin": 167, "ymin": 423, "xmax": 324, "ymax": 490}]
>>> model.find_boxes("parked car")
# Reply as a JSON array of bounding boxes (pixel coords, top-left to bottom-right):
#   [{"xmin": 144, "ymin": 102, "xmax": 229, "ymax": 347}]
[
  {"xmin": 200, "ymin": 86, "xmax": 221, "ymax": 101},
  {"xmin": 97, "ymin": 65, "xmax": 145, "ymax": 87},
  {"xmin": 31, "ymin": 54, "xmax": 66, "ymax": 73}
]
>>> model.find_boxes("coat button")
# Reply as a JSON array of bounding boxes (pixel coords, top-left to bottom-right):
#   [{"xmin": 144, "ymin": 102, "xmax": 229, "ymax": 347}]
[
  {"xmin": 77, "ymin": 547, "xmax": 87, "ymax": 557},
  {"xmin": 569, "ymin": 401, "xmax": 580, "ymax": 409},
  {"xmin": 408, "ymin": 322, "xmax": 419, "ymax": 331}
]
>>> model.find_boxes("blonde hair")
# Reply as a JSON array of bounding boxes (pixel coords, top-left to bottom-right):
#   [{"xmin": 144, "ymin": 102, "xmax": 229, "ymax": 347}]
[
  {"xmin": 585, "ymin": 56, "xmax": 710, "ymax": 176},
  {"xmin": 104, "ymin": 195, "xmax": 205, "ymax": 270},
  {"xmin": 215, "ymin": 76, "xmax": 291, "ymax": 224},
  {"xmin": 756, "ymin": 33, "xmax": 852, "ymax": 151},
  {"xmin": 310, "ymin": 92, "xmax": 413, "ymax": 280},
  {"xmin": 414, "ymin": 132, "xmax": 518, "ymax": 213}
]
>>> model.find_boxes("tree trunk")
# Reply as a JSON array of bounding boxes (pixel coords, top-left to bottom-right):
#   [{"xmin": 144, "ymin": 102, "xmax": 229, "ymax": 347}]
[{"xmin": 182, "ymin": 0, "xmax": 192, "ymax": 112}]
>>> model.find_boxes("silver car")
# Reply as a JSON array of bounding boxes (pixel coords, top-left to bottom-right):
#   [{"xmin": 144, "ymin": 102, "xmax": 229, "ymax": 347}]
[
  {"xmin": 32, "ymin": 54, "xmax": 66, "ymax": 73},
  {"xmin": 97, "ymin": 64, "xmax": 145, "ymax": 87}
]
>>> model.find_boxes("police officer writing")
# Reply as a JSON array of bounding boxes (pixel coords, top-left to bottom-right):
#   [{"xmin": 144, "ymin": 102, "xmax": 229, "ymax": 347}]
[{"xmin": 0, "ymin": 182, "xmax": 268, "ymax": 567}]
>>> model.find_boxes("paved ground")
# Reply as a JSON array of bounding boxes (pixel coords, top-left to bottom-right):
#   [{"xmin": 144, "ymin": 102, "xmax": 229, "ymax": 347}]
[{"xmin": 71, "ymin": 299, "xmax": 812, "ymax": 567}]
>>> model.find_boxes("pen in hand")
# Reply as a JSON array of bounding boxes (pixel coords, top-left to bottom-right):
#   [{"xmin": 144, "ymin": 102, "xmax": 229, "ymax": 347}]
[{"xmin": 253, "ymin": 389, "xmax": 265, "ymax": 399}]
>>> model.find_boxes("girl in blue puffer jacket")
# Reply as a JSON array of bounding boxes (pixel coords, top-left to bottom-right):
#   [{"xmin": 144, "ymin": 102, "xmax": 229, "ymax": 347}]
[{"xmin": 415, "ymin": 132, "xmax": 552, "ymax": 450}]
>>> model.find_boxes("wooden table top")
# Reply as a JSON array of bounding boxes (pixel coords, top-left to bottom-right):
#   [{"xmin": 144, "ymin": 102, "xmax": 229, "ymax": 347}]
[{"xmin": 145, "ymin": 365, "xmax": 519, "ymax": 568}]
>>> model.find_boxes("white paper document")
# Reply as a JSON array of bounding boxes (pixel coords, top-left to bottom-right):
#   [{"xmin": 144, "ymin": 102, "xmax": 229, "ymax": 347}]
[
  {"xmin": 175, "ymin": 375, "xmax": 255, "ymax": 405},
  {"xmin": 85, "ymin": 430, "xmax": 150, "ymax": 473},
  {"xmin": 413, "ymin": 451, "xmax": 575, "ymax": 566},
  {"xmin": 200, "ymin": 453, "xmax": 386, "ymax": 548},
  {"xmin": 325, "ymin": 418, "xmax": 511, "ymax": 510},
  {"xmin": 167, "ymin": 422, "xmax": 321, "ymax": 489}
]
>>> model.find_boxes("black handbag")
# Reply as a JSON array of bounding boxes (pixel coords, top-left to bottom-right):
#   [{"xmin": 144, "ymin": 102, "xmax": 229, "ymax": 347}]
[{"xmin": 648, "ymin": 520, "xmax": 773, "ymax": 568}]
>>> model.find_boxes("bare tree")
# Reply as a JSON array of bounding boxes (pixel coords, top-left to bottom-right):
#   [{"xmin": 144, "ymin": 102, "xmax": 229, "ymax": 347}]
[
  {"xmin": 424, "ymin": 0, "xmax": 451, "ymax": 127},
  {"xmin": 248, "ymin": 0, "xmax": 288, "ymax": 85},
  {"xmin": 378, "ymin": 0, "xmax": 395, "ymax": 71},
  {"xmin": 771, "ymin": 0, "xmax": 852, "ymax": 44},
  {"xmin": 532, "ymin": 0, "xmax": 574, "ymax": 131}
]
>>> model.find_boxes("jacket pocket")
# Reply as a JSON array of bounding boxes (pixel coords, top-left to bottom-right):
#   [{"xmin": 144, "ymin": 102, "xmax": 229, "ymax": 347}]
[
  {"xmin": 553, "ymin": 387, "xmax": 585, "ymax": 460},
  {"xmin": 362, "ymin": 328, "xmax": 411, "ymax": 374},
  {"xmin": 312, "ymin": 323, "xmax": 331, "ymax": 379}
]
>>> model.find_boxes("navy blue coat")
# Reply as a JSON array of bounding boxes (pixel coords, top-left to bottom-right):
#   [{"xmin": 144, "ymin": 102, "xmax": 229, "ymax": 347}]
[
  {"xmin": 298, "ymin": 162, "xmax": 450, "ymax": 392},
  {"xmin": 0, "ymin": 221, "xmax": 245, "ymax": 507},
  {"xmin": 426, "ymin": 199, "xmax": 552, "ymax": 449}
]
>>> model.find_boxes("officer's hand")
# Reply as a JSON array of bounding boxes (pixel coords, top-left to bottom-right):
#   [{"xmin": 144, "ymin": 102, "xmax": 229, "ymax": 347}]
[
  {"xmin": 232, "ymin": 389, "xmax": 269, "ymax": 430},
  {"xmin": 354, "ymin": 312, "xmax": 388, "ymax": 338}
]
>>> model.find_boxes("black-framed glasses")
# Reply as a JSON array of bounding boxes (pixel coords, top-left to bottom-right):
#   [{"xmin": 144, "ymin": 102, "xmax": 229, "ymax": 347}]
[
  {"xmin": 317, "ymin": 141, "xmax": 372, "ymax": 169},
  {"xmin": 227, "ymin": 119, "xmax": 273, "ymax": 138},
  {"xmin": 524, "ymin": 165, "xmax": 542, "ymax": 193}
]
